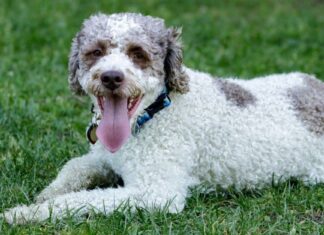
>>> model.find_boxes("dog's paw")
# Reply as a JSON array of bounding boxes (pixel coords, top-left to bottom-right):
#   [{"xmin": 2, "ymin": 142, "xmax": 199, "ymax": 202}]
[
  {"xmin": 35, "ymin": 186, "xmax": 60, "ymax": 203},
  {"xmin": 35, "ymin": 191, "xmax": 50, "ymax": 203},
  {"xmin": 2, "ymin": 204, "xmax": 50, "ymax": 225}
]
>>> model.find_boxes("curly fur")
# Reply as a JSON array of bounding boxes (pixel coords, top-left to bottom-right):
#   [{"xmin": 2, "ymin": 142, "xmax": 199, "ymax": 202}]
[{"xmin": 2, "ymin": 13, "xmax": 324, "ymax": 225}]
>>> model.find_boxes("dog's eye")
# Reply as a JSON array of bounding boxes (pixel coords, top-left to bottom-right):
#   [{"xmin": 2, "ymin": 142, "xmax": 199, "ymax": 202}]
[
  {"xmin": 92, "ymin": 49, "xmax": 103, "ymax": 57},
  {"xmin": 127, "ymin": 46, "xmax": 150, "ymax": 68},
  {"xmin": 132, "ymin": 51, "xmax": 145, "ymax": 60}
]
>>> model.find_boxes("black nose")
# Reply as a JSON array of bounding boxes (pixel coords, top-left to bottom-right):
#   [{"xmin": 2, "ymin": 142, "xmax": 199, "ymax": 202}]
[{"xmin": 100, "ymin": 70, "xmax": 124, "ymax": 90}]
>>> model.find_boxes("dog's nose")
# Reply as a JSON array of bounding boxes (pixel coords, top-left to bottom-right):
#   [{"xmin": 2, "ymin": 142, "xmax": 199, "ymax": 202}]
[{"xmin": 100, "ymin": 70, "xmax": 124, "ymax": 90}]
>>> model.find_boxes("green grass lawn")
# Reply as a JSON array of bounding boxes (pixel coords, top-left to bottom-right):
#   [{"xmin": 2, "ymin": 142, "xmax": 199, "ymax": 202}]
[{"xmin": 1, "ymin": 0, "xmax": 324, "ymax": 233}]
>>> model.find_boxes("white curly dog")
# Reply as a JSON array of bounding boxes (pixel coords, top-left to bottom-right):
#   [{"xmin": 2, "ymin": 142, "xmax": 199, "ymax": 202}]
[{"xmin": 3, "ymin": 13, "xmax": 324, "ymax": 224}]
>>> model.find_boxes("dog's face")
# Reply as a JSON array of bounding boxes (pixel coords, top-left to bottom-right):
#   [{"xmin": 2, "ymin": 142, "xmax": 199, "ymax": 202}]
[{"xmin": 68, "ymin": 13, "xmax": 189, "ymax": 152}]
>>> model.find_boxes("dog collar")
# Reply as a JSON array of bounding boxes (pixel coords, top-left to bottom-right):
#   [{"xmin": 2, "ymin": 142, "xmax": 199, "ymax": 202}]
[
  {"xmin": 86, "ymin": 87, "xmax": 171, "ymax": 144},
  {"xmin": 133, "ymin": 86, "xmax": 171, "ymax": 134}
]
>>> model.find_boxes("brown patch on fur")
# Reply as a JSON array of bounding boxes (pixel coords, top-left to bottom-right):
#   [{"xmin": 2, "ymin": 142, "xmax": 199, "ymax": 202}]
[
  {"xmin": 214, "ymin": 79, "xmax": 256, "ymax": 107},
  {"xmin": 288, "ymin": 74, "xmax": 324, "ymax": 135}
]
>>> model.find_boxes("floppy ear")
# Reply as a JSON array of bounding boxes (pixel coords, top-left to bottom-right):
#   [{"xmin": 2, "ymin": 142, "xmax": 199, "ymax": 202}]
[
  {"xmin": 164, "ymin": 27, "xmax": 189, "ymax": 94},
  {"xmin": 68, "ymin": 32, "xmax": 85, "ymax": 95}
]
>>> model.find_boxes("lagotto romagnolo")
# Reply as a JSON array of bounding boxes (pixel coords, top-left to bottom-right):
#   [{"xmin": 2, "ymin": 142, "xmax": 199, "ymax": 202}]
[{"xmin": 3, "ymin": 13, "xmax": 324, "ymax": 224}]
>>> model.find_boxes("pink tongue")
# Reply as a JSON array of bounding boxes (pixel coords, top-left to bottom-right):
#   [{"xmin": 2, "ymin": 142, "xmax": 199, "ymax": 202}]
[{"xmin": 96, "ymin": 96, "xmax": 131, "ymax": 153}]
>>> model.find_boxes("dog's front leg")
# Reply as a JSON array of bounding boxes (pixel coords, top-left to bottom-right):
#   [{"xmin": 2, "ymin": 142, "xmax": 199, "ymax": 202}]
[
  {"xmin": 4, "ymin": 165, "xmax": 194, "ymax": 224},
  {"xmin": 36, "ymin": 152, "xmax": 119, "ymax": 203},
  {"xmin": 4, "ymin": 185, "xmax": 186, "ymax": 224}
]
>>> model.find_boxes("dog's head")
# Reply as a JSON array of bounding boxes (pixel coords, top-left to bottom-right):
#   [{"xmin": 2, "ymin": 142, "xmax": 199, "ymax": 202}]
[{"xmin": 68, "ymin": 13, "xmax": 189, "ymax": 152}]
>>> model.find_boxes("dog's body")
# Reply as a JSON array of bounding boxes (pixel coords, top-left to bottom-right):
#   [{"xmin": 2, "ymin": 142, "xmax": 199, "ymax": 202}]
[{"xmin": 3, "ymin": 13, "xmax": 324, "ymax": 224}]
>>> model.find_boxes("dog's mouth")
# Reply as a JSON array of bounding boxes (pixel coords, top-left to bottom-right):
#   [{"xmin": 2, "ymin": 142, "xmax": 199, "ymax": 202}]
[
  {"xmin": 96, "ymin": 94, "xmax": 142, "ymax": 153},
  {"xmin": 97, "ymin": 95, "xmax": 142, "ymax": 119}
]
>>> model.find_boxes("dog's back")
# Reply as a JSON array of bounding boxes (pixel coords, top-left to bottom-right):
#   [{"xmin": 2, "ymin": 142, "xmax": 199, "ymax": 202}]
[{"xmin": 171, "ymin": 70, "xmax": 324, "ymax": 189}]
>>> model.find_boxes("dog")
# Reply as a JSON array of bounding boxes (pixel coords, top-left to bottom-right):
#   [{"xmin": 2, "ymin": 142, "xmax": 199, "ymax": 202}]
[{"xmin": 3, "ymin": 13, "xmax": 324, "ymax": 224}]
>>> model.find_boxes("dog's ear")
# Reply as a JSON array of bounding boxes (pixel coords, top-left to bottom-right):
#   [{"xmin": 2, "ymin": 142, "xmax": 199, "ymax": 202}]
[
  {"xmin": 68, "ymin": 32, "xmax": 85, "ymax": 95},
  {"xmin": 164, "ymin": 27, "xmax": 189, "ymax": 94}
]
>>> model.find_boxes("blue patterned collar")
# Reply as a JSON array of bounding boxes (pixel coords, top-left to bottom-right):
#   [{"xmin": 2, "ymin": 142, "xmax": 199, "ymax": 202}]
[
  {"xmin": 133, "ymin": 86, "xmax": 171, "ymax": 134},
  {"xmin": 86, "ymin": 87, "xmax": 171, "ymax": 144}
]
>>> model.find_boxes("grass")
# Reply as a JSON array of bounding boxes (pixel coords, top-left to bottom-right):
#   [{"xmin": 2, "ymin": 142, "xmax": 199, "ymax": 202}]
[{"xmin": 0, "ymin": 0, "xmax": 324, "ymax": 233}]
